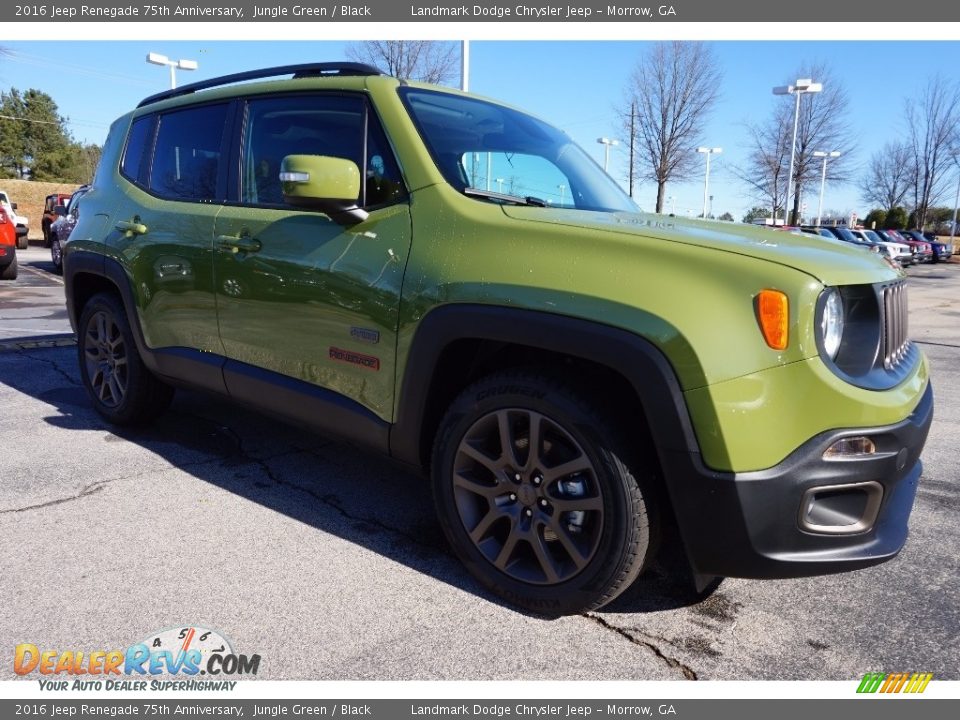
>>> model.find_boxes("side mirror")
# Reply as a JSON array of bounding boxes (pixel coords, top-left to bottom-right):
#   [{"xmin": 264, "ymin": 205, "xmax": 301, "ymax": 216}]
[
  {"xmin": 280, "ymin": 154, "xmax": 368, "ymax": 226},
  {"xmin": 54, "ymin": 205, "xmax": 67, "ymax": 217},
  {"xmin": 11, "ymin": 202, "xmax": 17, "ymax": 210}
]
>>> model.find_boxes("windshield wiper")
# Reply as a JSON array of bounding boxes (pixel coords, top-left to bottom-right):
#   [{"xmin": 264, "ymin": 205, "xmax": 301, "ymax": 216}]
[{"xmin": 464, "ymin": 187, "xmax": 548, "ymax": 207}]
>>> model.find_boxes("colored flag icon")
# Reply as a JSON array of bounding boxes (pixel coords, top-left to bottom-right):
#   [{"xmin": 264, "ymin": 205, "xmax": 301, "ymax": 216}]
[{"xmin": 857, "ymin": 672, "xmax": 933, "ymax": 694}]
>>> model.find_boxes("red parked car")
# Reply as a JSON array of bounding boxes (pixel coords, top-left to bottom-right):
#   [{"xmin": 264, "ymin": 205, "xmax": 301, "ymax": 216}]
[
  {"xmin": 0, "ymin": 206, "xmax": 18, "ymax": 280},
  {"xmin": 41, "ymin": 192, "xmax": 72, "ymax": 248},
  {"xmin": 887, "ymin": 229, "xmax": 933, "ymax": 263}
]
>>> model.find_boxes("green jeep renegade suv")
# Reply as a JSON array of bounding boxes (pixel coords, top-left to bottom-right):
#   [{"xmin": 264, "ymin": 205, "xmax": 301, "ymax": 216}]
[{"xmin": 64, "ymin": 63, "xmax": 932, "ymax": 614}]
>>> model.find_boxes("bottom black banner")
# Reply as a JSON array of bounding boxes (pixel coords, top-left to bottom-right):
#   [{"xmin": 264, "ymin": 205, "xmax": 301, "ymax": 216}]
[{"xmin": 2, "ymin": 699, "xmax": 957, "ymax": 720}]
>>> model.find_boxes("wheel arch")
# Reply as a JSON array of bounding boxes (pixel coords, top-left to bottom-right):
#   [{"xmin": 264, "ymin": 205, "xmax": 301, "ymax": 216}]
[{"xmin": 389, "ymin": 304, "xmax": 705, "ymax": 475}]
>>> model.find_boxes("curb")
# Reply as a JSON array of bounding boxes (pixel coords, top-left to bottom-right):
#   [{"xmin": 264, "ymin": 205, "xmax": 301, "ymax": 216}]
[{"xmin": 0, "ymin": 333, "xmax": 76, "ymax": 353}]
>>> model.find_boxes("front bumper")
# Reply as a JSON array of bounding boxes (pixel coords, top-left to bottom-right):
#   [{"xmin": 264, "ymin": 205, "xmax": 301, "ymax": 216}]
[{"xmin": 664, "ymin": 381, "xmax": 933, "ymax": 579}]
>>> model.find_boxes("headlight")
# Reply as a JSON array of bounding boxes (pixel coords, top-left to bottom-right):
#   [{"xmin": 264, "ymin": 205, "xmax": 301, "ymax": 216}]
[{"xmin": 821, "ymin": 288, "xmax": 844, "ymax": 359}]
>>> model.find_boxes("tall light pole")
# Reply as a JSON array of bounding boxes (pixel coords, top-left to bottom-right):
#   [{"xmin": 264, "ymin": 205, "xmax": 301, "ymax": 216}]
[
  {"xmin": 813, "ymin": 150, "xmax": 841, "ymax": 227},
  {"xmin": 147, "ymin": 52, "xmax": 198, "ymax": 89},
  {"xmin": 597, "ymin": 137, "xmax": 619, "ymax": 173},
  {"xmin": 558, "ymin": 184, "xmax": 566, "ymax": 206},
  {"xmin": 461, "ymin": 40, "xmax": 470, "ymax": 92},
  {"xmin": 773, "ymin": 79, "xmax": 822, "ymax": 225},
  {"xmin": 951, "ymin": 155, "xmax": 960, "ymax": 243},
  {"xmin": 696, "ymin": 147, "xmax": 722, "ymax": 219}
]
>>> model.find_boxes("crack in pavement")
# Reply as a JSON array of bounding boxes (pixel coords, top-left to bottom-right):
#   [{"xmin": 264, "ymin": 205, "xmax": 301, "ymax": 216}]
[
  {"xmin": 17, "ymin": 348, "xmax": 81, "ymax": 387},
  {"xmin": 215, "ymin": 423, "xmax": 450, "ymax": 557},
  {"xmin": 0, "ymin": 478, "xmax": 111, "ymax": 514},
  {"xmin": 584, "ymin": 612, "xmax": 698, "ymax": 680},
  {"xmin": 0, "ymin": 438, "xmax": 293, "ymax": 515}
]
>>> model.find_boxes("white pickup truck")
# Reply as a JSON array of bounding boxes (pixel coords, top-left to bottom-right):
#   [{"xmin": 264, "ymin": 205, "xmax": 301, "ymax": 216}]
[{"xmin": 0, "ymin": 190, "xmax": 30, "ymax": 249}]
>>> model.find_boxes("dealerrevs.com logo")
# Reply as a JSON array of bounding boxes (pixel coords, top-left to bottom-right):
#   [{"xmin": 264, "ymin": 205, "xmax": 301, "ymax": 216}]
[{"xmin": 14, "ymin": 626, "xmax": 260, "ymax": 691}]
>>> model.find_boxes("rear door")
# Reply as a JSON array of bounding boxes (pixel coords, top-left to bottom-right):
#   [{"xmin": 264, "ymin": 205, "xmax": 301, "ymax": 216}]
[{"xmin": 108, "ymin": 103, "xmax": 232, "ymax": 358}]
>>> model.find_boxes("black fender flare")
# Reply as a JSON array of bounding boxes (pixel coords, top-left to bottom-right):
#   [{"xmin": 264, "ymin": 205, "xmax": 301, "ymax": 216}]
[{"xmin": 388, "ymin": 304, "xmax": 704, "ymax": 468}]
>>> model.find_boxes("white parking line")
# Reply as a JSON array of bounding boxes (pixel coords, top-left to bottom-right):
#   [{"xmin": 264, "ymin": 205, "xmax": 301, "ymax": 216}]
[{"xmin": 21, "ymin": 263, "xmax": 64, "ymax": 285}]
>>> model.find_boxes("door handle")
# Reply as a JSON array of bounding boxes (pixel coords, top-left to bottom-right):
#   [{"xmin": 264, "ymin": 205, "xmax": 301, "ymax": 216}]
[
  {"xmin": 116, "ymin": 219, "xmax": 147, "ymax": 236},
  {"xmin": 217, "ymin": 234, "xmax": 262, "ymax": 254}
]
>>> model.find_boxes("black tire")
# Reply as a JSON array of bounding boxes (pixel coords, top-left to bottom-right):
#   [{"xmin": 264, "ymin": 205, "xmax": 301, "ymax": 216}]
[
  {"xmin": 77, "ymin": 292, "xmax": 174, "ymax": 425},
  {"xmin": 0, "ymin": 254, "xmax": 17, "ymax": 280},
  {"xmin": 431, "ymin": 370, "xmax": 657, "ymax": 615},
  {"xmin": 50, "ymin": 238, "xmax": 63, "ymax": 275},
  {"xmin": 16, "ymin": 234, "xmax": 28, "ymax": 250},
  {"xmin": 42, "ymin": 223, "xmax": 51, "ymax": 248}
]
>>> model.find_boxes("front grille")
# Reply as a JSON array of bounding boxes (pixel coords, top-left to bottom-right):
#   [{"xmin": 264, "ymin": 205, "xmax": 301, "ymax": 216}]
[{"xmin": 882, "ymin": 281, "xmax": 909, "ymax": 369}]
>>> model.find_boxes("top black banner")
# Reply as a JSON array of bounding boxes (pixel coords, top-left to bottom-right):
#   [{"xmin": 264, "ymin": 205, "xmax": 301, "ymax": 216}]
[{"xmin": 4, "ymin": 0, "xmax": 959, "ymax": 23}]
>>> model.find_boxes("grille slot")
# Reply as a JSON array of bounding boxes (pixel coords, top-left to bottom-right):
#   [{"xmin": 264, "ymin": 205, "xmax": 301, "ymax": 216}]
[{"xmin": 882, "ymin": 281, "xmax": 909, "ymax": 369}]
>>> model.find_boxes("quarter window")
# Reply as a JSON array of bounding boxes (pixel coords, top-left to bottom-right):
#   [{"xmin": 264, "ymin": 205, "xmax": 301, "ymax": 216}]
[
  {"xmin": 149, "ymin": 104, "xmax": 228, "ymax": 201},
  {"xmin": 120, "ymin": 115, "xmax": 153, "ymax": 184}
]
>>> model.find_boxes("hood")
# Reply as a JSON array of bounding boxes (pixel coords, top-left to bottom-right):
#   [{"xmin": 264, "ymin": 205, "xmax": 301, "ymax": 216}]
[{"xmin": 500, "ymin": 208, "xmax": 901, "ymax": 286}]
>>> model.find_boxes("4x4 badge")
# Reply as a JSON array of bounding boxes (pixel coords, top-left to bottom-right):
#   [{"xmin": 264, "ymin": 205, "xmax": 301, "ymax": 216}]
[{"xmin": 350, "ymin": 327, "xmax": 380, "ymax": 344}]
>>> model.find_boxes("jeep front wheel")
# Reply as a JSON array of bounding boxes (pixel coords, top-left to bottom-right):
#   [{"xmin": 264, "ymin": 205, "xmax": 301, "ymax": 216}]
[{"xmin": 432, "ymin": 372, "xmax": 656, "ymax": 615}]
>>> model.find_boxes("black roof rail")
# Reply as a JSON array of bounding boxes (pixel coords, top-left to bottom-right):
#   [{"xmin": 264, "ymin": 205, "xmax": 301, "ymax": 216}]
[{"xmin": 137, "ymin": 62, "xmax": 384, "ymax": 108}]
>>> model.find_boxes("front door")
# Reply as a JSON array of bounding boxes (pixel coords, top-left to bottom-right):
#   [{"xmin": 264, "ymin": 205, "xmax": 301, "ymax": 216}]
[{"xmin": 213, "ymin": 93, "xmax": 411, "ymax": 421}]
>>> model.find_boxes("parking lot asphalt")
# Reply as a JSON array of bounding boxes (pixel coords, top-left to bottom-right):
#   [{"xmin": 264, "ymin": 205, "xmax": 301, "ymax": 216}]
[{"xmin": 0, "ymin": 251, "xmax": 958, "ymax": 681}]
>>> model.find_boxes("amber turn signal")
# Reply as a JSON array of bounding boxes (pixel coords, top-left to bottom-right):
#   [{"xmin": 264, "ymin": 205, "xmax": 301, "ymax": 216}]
[{"xmin": 756, "ymin": 290, "xmax": 789, "ymax": 350}]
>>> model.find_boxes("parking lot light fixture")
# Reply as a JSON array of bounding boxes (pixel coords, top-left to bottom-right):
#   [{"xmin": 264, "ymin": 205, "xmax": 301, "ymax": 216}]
[
  {"xmin": 813, "ymin": 151, "xmax": 841, "ymax": 227},
  {"xmin": 597, "ymin": 137, "xmax": 619, "ymax": 173},
  {"xmin": 147, "ymin": 52, "xmax": 198, "ymax": 89},
  {"xmin": 696, "ymin": 147, "xmax": 722, "ymax": 219},
  {"xmin": 774, "ymin": 79, "xmax": 823, "ymax": 225}
]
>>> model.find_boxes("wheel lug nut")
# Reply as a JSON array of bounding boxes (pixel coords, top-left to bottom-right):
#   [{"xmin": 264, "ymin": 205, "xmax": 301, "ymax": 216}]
[
  {"xmin": 539, "ymin": 499, "xmax": 548, "ymax": 508},
  {"xmin": 525, "ymin": 508, "xmax": 533, "ymax": 517},
  {"xmin": 533, "ymin": 476, "xmax": 542, "ymax": 486},
  {"xmin": 514, "ymin": 473, "xmax": 521, "ymax": 482},
  {"xmin": 509, "ymin": 493, "xmax": 517, "ymax": 502}
]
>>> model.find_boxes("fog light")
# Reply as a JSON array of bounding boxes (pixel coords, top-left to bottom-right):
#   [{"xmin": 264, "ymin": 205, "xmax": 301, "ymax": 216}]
[{"xmin": 823, "ymin": 436, "xmax": 876, "ymax": 460}]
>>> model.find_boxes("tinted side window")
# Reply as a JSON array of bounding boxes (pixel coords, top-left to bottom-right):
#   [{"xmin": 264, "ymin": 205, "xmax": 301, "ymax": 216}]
[
  {"xmin": 121, "ymin": 115, "xmax": 153, "ymax": 184},
  {"xmin": 150, "ymin": 104, "xmax": 228, "ymax": 201},
  {"xmin": 241, "ymin": 95, "xmax": 405, "ymax": 208}
]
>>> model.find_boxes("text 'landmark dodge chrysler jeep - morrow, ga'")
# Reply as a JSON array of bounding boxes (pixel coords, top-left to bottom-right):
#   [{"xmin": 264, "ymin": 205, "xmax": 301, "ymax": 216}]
[{"xmin": 63, "ymin": 63, "xmax": 933, "ymax": 614}]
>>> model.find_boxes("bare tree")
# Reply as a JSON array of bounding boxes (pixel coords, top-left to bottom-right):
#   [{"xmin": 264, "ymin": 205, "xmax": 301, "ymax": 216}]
[
  {"xmin": 784, "ymin": 64, "xmax": 855, "ymax": 224},
  {"xmin": 905, "ymin": 76, "xmax": 960, "ymax": 229},
  {"xmin": 346, "ymin": 41, "xmax": 459, "ymax": 85},
  {"xmin": 731, "ymin": 63, "xmax": 854, "ymax": 225},
  {"xmin": 731, "ymin": 109, "xmax": 792, "ymax": 222},
  {"xmin": 859, "ymin": 142, "xmax": 912, "ymax": 212},
  {"xmin": 619, "ymin": 42, "xmax": 722, "ymax": 213}
]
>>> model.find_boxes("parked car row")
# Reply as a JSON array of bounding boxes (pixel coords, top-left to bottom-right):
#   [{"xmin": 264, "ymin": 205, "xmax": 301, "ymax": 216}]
[{"xmin": 796, "ymin": 223, "xmax": 955, "ymax": 266}]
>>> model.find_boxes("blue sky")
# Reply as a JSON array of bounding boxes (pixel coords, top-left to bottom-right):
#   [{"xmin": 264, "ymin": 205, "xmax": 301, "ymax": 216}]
[{"xmin": 2, "ymin": 40, "xmax": 958, "ymax": 220}]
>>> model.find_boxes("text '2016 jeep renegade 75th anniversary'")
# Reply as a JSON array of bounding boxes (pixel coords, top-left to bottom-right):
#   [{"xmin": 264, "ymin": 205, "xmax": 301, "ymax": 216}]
[{"xmin": 64, "ymin": 63, "xmax": 932, "ymax": 614}]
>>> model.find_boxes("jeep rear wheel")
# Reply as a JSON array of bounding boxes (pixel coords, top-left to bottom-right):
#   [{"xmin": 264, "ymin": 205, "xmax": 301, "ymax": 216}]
[
  {"xmin": 432, "ymin": 371, "xmax": 656, "ymax": 615},
  {"xmin": 77, "ymin": 292, "xmax": 174, "ymax": 425}
]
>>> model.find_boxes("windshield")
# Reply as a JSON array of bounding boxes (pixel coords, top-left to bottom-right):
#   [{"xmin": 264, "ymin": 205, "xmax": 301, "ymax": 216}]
[{"xmin": 401, "ymin": 88, "xmax": 637, "ymax": 213}]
